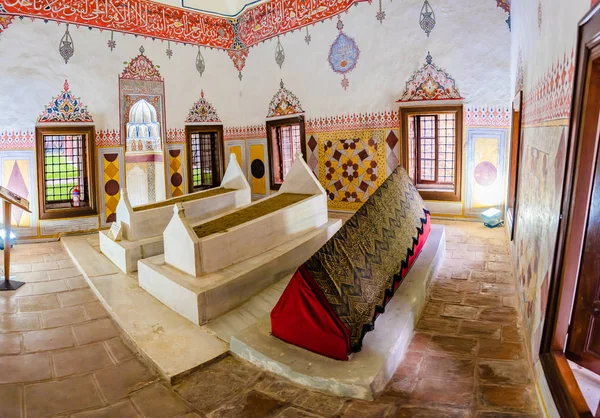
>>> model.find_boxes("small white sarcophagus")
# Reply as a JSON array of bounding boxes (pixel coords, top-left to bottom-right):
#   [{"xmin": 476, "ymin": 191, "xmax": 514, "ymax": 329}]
[
  {"xmin": 99, "ymin": 155, "xmax": 251, "ymax": 273},
  {"xmin": 163, "ymin": 155, "xmax": 328, "ymax": 277},
  {"xmin": 138, "ymin": 154, "xmax": 341, "ymax": 325}
]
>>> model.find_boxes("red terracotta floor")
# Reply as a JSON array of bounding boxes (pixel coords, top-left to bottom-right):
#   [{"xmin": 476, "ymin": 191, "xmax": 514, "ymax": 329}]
[{"xmin": 0, "ymin": 220, "xmax": 541, "ymax": 417}]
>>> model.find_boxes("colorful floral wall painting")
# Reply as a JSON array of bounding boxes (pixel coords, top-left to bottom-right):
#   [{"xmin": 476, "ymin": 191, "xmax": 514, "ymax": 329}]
[
  {"xmin": 59, "ymin": 24, "xmax": 74, "ymax": 64},
  {"xmin": 38, "ymin": 80, "xmax": 94, "ymax": 123},
  {"xmin": 0, "ymin": 11, "xmax": 14, "ymax": 37},
  {"xmin": 266, "ymin": 80, "xmax": 304, "ymax": 118},
  {"xmin": 121, "ymin": 47, "xmax": 163, "ymax": 82},
  {"xmin": 495, "ymin": 0, "xmax": 511, "ymax": 30},
  {"xmin": 328, "ymin": 17, "xmax": 360, "ymax": 90},
  {"xmin": 397, "ymin": 52, "xmax": 463, "ymax": 102},
  {"xmin": 186, "ymin": 90, "xmax": 221, "ymax": 123}
]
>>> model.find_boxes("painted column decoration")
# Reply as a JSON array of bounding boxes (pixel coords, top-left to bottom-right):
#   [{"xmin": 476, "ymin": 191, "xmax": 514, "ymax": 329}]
[
  {"xmin": 328, "ymin": 17, "xmax": 360, "ymax": 91},
  {"xmin": 38, "ymin": 80, "xmax": 94, "ymax": 123},
  {"xmin": 103, "ymin": 153, "xmax": 121, "ymax": 223}
]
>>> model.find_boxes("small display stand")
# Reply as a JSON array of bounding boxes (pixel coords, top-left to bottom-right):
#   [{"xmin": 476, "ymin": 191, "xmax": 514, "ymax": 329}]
[{"xmin": 0, "ymin": 186, "xmax": 30, "ymax": 291}]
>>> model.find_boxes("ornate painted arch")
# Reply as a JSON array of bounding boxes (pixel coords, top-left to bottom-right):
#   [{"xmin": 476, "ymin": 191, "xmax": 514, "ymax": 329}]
[
  {"xmin": 38, "ymin": 80, "xmax": 94, "ymax": 123},
  {"xmin": 186, "ymin": 90, "xmax": 221, "ymax": 123},
  {"xmin": 266, "ymin": 80, "xmax": 304, "ymax": 118},
  {"xmin": 397, "ymin": 52, "xmax": 463, "ymax": 102}
]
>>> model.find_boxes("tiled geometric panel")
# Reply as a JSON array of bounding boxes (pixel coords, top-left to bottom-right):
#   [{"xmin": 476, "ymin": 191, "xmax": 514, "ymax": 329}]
[
  {"xmin": 307, "ymin": 135, "xmax": 318, "ymax": 177},
  {"xmin": 38, "ymin": 80, "xmax": 94, "ymax": 123},
  {"xmin": 465, "ymin": 128, "xmax": 507, "ymax": 216},
  {"xmin": 98, "ymin": 148, "xmax": 124, "ymax": 227},
  {"xmin": 318, "ymin": 129, "xmax": 386, "ymax": 211},
  {"xmin": 306, "ymin": 111, "xmax": 399, "ymax": 133},
  {"xmin": 464, "ymin": 107, "xmax": 511, "ymax": 127},
  {"xmin": 0, "ymin": 151, "xmax": 37, "ymax": 237},
  {"xmin": 523, "ymin": 48, "xmax": 575, "ymax": 125},
  {"xmin": 0, "ymin": 130, "xmax": 35, "ymax": 150},
  {"xmin": 168, "ymin": 147, "xmax": 184, "ymax": 197},
  {"xmin": 103, "ymin": 153, "xmax": 121, "ymax": 224},
  {"xmin": 385, "ymin": 129, "xmax": 399, "ymax": 177}
]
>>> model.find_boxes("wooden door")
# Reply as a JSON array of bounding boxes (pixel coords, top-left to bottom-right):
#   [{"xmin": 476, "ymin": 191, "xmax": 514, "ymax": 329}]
[
  {"xmin": 507, "ymin": 91, "xmax": 523, "ymax": 240},
  {"xmin": 566, "ymin": 56, "xmax": 600, "ymax": 375}
]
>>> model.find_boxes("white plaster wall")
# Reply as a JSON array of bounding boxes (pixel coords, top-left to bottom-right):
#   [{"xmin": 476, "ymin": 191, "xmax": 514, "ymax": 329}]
[
  {"xmin": 240, "ymin": 0, "xmax": 511, "ymax": 124},
  {"xmin": 0, "ymin": 18, "xmax": 242, "ymax": 130}
]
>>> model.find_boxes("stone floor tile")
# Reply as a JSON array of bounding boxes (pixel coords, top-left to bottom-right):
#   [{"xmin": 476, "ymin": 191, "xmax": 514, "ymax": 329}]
[
  {"xmin": 31, "ymin": 280, "xmax": 69, "ymax": 296},
  {"xmin": 417, "ymin": 317, "xmax": 460, "ymax": 334},
  {"xmin": 478, "ymin": 385, "xmax": 538, "ymax": 412},
  {"xmin": 40, "ymin": 305, "xmax": 88, "ymax": 328},
  {"xmin": 387, "ymin": 375, "xmax": 418, "ymax": 397},
  {"xmin": 47, "ymin": 267, "xmax": 82, "ymax": 281},
  {"xmin": 276, "ymin": 407, "xmax": 325, "ymax": 417},
  {"xmin": 342, "ymin": 400, "xmax": 395, "ymax": 417},
  {"xmin": 81, "ymin": 301, "xmax": 109, "ymax": 320},
  {"xmin": 0, "ymin": 333, "xmax": 22, "ymax": 355},
  {"xmin": 430, "ymin": 287, "xmax": 464, "ymax": 303},
  {"xmin": 458, "ymin": 321, "xmax": 502, "ymax": 340},
  {"xmin": 214, "ymin": 355, "xmax": 261, "ymax": 383},
  {"xmin": 477, "ymin": 360, "xmax": 532, "ymax": 386},
  {"xmin": 0, "ymin": 384, "xmax": 23, "ymax": 418},
  {"xmin": 423, "ymin": 301, "xmax": 443, "ymax": 316},
  {"xmin": 441, "ymin": 304, "xmax": 479, "ymax": 319},
  {"xmin": 12, "ymin": 263, "xmax": 32, "ymax": 273},
  {"xmin": 64, "ymin": 276, "xmax": 89, "ymax": 290},
  {"xmin": 393, "ymin": 405, "xmax": 470, "ymax": 418},
  {"xmin": 478, "ymin": 306, "xmax": 518, "ymax": 324},
  {"xmin": 94, "ymin": 357, "xmax": 156, "ymax": 402},
  {"xmin": 502, "ymin": 325, "xmax": 524, "ymax": 342},
  {"xmin": 502, "ymin": 296, "xmax": 518, "ymax": 308},
  {"xmin": 0, "ymin": 297, "xmax": 18, "ymax": 314},
  {"xmin": 53, "ymin": 342, "xmax": 114, "ymax": 378},
  {"xmin": 457, "ymin": 281, "xmax": 481, "ymax": 293},
  {"xmin": 31, "ymin": 261, "xmax": 61, "ymax": 272},
  {"xmin": 462, "ymin": 261, "xmax": 486, "ymax": 270},
  {"xmin": 411, "ymin": 377, "xmax": 475, "ymax": 407},
  {"xmin": 72, "ymin": 318, "xmax": 119, "ymax": 345},
  {"xmin": 42, "ymin": 252, "xmax": 71, "ymax": 262},
  {"xmin": 254, "ymin": 375, "xmax": 302, "ymax": 402},
  {"xmin": 293, "ymin": 390, "xmax": 347, "ymax": 416},
  {"xmin": 15, "ymin": 271, "xmax": 49, "ymax": 283},
  {"xmin": 480, "ymin": 283, "xmax": 514, "ymax": 296},
  {"xmin": 11, "ymin": 254, "xmax": 44, "ymax": 264},
  {"xmin": 57, "ymin": 289, "xmax": 96, "ymax": 307},
  {"xmin": 70, "ymin": 400, "xmax": 140, "ymax": 418},
  {"xmin": 18, "ymin": 295, "xmax": 59, "ymax": 312},
  {"xmin": 210, "ymin": 390, "xmax": 285, "ymax": 418},
  {"xmin": 462, "ymin": 294, "xmax": 501, "ymax": 307},
  {"xmin": 428, "ymin": 335, "xmax": 478, "ymax": 357},
  {"xmin": 131, "ymin": 383, "xmax": 190, "ymax": 418},
  {"xmin": 175, "ymin": 366, "xmax": 248, "ymax": 412},
  {"xmin": 470, "ymin": 271, "xmax": 497, "ymax": 283},
  {"xmin": 25, "ymin": 375, "xmax": 103, "ymax": 417},
  {"xmin": 475, "ymin": 412, "xmax": 540, "ymax": 418},
  {"xmin": 451, "ymin": 269, "xmax": 471, "ymax": 280},
  {"xmin": 495, "ymin": 272, "xmax": 515, "ymax": 284},
  {"xmin": 59, "ymin": 258, "xmax": 75, "ymax": 269},
  {"xmin": 104, "ymin": 337, "xmax": 135, "ymax": 362},
  {"xmin": 477, "ymin": 340, "xmax": 526, "ymax": 361},
  {"xmin": 1, "ymin": 312, "xmax": 40, "ymax": 332},
  {"xmin": 406, "ymin": 332, "xmax": 431, "ymax": 352},
  {"xmin": 23, "ymin": 327, "xmax": 75, "ymax": 352},
  {"xmin": 419, "ymin": 355, "xmax": 475, "ymax": 381},
  {"xmin": 0, "ymin": 353, "xmax": 51, "ymax": 383},
  {"xmin": 394, "ymin": 351, "xmax": 424, "ymax": 377}
]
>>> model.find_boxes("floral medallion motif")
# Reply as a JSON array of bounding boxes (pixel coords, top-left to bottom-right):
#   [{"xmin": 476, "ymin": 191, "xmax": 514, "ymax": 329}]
[
  {"xmin": 120, "ymin": 46, "xmax": 163, "ymax": 81},
  {"xmin": 267, "ymin": 80, "xmax": 304, "ymax": 118},
  {"xmin": 328, "ymin": 18, "xmax": 360, "ymax": 90},
  {"xmin": 38, "ymin": 80, "xmax": 93, "ymax": 123},
  {"xmin": 228, "ymin": 49, "xmax": 249, "ymax": 80},
  {"xmin": 397, "ymin": 52, "xmax": 463, "ymax": 102},
  {"xmin": 59, "ymin": 24, "xmax": 74, "ymax": 64},
  {"xmin": 186, "ymin": 90, "xmax": 221, "ymax": 123},
  {"xmin": 419, "ymin": 0, "xmax": 435, "ymax": 37}
]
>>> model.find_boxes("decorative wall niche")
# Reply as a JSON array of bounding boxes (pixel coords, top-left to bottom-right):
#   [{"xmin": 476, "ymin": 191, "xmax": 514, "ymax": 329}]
[{"xmin": 119, "ymin": 47, "xmax": 167, "ymax": 206}]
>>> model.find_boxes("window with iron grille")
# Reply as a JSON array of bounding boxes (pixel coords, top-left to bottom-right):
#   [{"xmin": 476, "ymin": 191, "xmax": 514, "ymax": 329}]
[
  {"xmin": 190, "ymin": 132, "xmax": 217, "ymax": 190},
  {"xmin": 186, "ymin": 126, "xmax": 223, "ymax": 192},
  {"xmin": 401, "ymin": 106, "xmax": 462, "ymax": 202},
  {"xmin": 36, "ymin": 126, "xmax": 97, "ymax": 219},
  {"xmin": 266, "ymin": 116, "xmax": 306, "ymax": 190}
]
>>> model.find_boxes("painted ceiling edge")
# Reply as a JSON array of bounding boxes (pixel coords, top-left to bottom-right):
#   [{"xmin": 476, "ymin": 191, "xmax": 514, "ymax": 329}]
[{"xmin": 0, "ymin": 0, "xmax": 370, "ymax": 51}]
